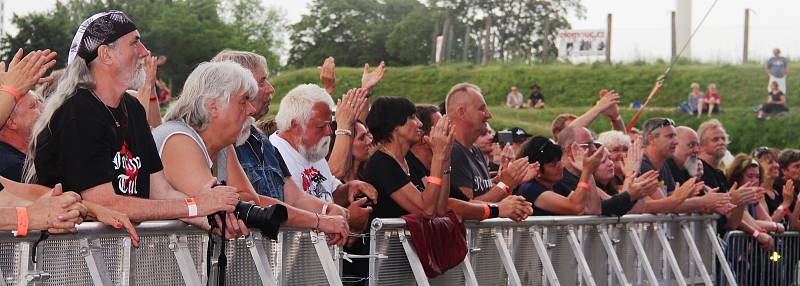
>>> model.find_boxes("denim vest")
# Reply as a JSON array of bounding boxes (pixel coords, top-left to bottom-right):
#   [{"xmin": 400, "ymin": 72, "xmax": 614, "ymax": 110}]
[{"xmin": 236, "ymin": 126, "xmax": 285, "ymax": 201}]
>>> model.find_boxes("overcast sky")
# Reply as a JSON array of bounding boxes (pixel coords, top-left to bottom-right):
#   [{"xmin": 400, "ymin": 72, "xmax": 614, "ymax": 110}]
[{"xmin": 3, "ymin": 0, "xmax": 797, "ymax": 63}]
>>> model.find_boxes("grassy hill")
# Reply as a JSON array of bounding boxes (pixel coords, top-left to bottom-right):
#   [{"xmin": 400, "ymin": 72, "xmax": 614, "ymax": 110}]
[{"xmin": 268, "ymin": 63, "xmax": 800, "ymax": 154}]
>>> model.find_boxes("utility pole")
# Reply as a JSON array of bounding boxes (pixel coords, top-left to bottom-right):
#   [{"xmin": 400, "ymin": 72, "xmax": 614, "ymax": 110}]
[
  {"xmin": 743, "ymin": 8, "xmax": 750, "ymax": 64},
  {"xmin": 671, "ymin": 11, "xmax": 677, "ymax": 60},
  {"xmin": 606, "ymin": 13, "xmax": 612, "ymax": 64}
]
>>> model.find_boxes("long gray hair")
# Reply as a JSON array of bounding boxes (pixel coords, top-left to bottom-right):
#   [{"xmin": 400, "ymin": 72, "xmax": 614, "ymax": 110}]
[{"xmin": 23, "ymin": 57, "xmax": 96, "ymax": 183}]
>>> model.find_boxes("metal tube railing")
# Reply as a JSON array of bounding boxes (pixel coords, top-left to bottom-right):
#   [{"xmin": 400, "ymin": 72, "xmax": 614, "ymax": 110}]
[{"xmin": 2, "ymin": 214, "xmax": 798, "ymax": 285}]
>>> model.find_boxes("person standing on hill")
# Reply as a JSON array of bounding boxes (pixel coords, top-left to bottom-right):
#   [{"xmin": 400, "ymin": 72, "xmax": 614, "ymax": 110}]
[{"xmin": 766, "ymin": 48, "xmax": 788, "ymax": 94}]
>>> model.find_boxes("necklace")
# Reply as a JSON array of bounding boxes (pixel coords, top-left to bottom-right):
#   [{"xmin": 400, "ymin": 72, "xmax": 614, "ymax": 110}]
[
  {"xmin": 89, "ymin": 90, "xmax": 126, "ymax": 128},
  {"xmin": 380, "ymin": 147, "xmax": 410, "ymax": 176}
]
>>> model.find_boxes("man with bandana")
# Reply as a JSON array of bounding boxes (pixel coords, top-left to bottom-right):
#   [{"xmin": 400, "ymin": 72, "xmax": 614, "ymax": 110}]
[{"xmin": 29, "ymin": 11, "xmax": 240, "ymax": 224}]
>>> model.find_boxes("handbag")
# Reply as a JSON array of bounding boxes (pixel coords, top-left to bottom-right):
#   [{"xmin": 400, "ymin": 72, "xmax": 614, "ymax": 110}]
[{"xmin": 401, "ymin": 210, "xmax": 467, "ymax": 278}]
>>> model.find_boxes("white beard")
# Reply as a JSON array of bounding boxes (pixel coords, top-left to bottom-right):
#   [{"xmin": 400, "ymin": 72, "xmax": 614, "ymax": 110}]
[
  {"xmin": 299, "ymin": 136, "xmax": 331, "ymax": 162},
  {"xmin": 235, "ymin": 117, "xmax": 255, "ymax": 147},
  {"xmin": 685, "ymin": 156, "xmax": 699, "ymax": 177}
]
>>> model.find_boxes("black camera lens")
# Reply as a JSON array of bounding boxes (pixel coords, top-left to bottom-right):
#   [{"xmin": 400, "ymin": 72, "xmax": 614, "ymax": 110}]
[{"xmin": 230, "ymin": 201, "xmax": 287, "ymax": 239}]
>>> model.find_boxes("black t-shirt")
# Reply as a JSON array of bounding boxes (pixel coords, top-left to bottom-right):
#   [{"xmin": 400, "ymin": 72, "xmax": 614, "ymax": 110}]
[
  {"xmin": 666, "ymin": 159, "xmax": 691, "ymax": 184},
  {"xmin": 34, "ymin": 89, "xmax": 163, "ymax": 198},
  {"xmin": 364, "ymin": 151, "xmax": 425, "ymax": 219},
  {"xmin": 769, "ymin": 178, "xmax": 799, "ymax": 213},
  {"xmin": 529, "ymin": 92, "xmax": 544, "ymax": 102},
  {"xmin": 519, "ymin": 180, "xmax": 572, "ymax": 216},
  {"xmin": 640, "ymin": 154, "xmax": 676, "ymax": 195},
  {"xmin": 700, "ymin": 159, "xmax": 732, "ymax": 231},
  {"xmin": 450, "ymin": 141, "xmax": 493, "ymax": 199},
  {"xmin": 0, "ymin": 141, "xmax": 25, "ymax": 191}
]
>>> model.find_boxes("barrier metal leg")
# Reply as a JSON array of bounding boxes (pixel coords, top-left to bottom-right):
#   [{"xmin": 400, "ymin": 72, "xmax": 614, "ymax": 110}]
[
  {"xmin": 567, "ymin": 227, "xmax": 597, "ymax": 286},
  {"xmin": 0, "ymin": 264, "xmax": 6, "ymax": 286},
  {"xmin": 656, "ymin": 227, "xmax": 687, "ymax": 286},
  {"xmin": 599, "ymin": 227, "xmax": 630, "ymax": 286},
  {"xmin": 680, "ymin": 223, "xmax": 713, "ymax": 286},
  {"xmin": 704, "ymin": 223, "xmax": 737, "ymax": 286},
  {"xmin": 398, "ymin": 231, "xmax": 430, "ymax": 286},
  {"xmin": 461, "ymin": 254, "xmax": 479, "ymax": 286},
  {"xmin": 493, "ymin": 229, "xmax": 521, "ymax": 286},
  {"xmin": 168, "ymin": 234, "xmax": 202, "ymax": 286},
  {"xmin": 246, "ymin": 233, "xmax": 278, "ymax": 286},
  {"xmin": 627, "ymin": 225, "xmax": 660, "ymax": 286},
  {"xmin": 531, "ymin": 228, "xmax": 560, "ymax": 286},
  {"xmin": 311, "ymin": 231, "xmax": 344, "ymax": 286},
  {"xmin": 80, "ymin": 238, "xmax": 113, "ymax": 285}
]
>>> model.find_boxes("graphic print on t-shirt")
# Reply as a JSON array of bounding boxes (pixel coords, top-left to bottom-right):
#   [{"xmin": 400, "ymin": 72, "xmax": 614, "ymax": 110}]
[
  {"xmin": 301, "ymin": 166, "xmax": 331, "ymax": 201},
  {"xmin": 113, "ymin": 142, "xmax": 142, "ymax": 196}
]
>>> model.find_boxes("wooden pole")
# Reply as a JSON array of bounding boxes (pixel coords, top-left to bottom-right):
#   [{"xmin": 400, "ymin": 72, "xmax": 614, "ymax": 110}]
[
  {"xmin": 743, "ymin": 8, "xmax": 750, "ymax": 64},
  {"xmin": 671, "ymin": 11, "xmax": 677, "ymax": 60},
  {"xmin": 606, "ymin": 13, "xmax": 612, "ymax": 64},
  {"xmin": 542, "ymin": 14, "xmax": 551, "ymax": 64}
]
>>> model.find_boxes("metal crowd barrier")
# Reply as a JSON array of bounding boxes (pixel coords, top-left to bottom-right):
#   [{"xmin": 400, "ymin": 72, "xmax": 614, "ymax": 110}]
[
  {"xmin": 369, "ymin": 214, "xmax": 733, "ymax": 286},
  {"xmin": 723, "ymin": 231, "xmax": 800, "ymax": 286},
  {"xmin": 0, "ymin": 221, "xmax": 340, "ymax": 286}
]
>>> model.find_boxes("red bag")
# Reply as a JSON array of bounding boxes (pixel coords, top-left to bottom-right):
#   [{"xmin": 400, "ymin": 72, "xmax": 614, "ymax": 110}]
[{"xmin": 401, "ymin": 210, "xmax": 468, "ymax": 278}]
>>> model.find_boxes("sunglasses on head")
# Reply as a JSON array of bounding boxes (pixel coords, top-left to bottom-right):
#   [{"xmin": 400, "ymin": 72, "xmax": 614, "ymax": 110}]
[
  {"xmin": 753, "ymin": 146, "xmax": 770, "ymax": 158},
  {"xmin": 657, "ymin": 118, "xmax": 675, "ymax": 128},
  {"xmin": 538, "ymin": 138, "xmax": 557, "ymax": 153}
]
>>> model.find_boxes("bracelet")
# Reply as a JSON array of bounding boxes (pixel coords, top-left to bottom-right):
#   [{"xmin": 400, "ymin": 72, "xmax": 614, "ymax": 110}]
[
  {"xmin": 496, "ymin": 182, "xmax": 511, "ymax": 195},
  {"xmin": 777, "ymin": 205, "xmax": 788, "ymax": 216},
  {"xmin": 577, "ymin": 182, "xmax": 591, "ymax": 191},
  {"xmin": 314, "ymin": 213, "xmax": 321, "ymax": 230},
  {"xmin": 1, "ymin": 85, "xmax": 22, "ymax": 102},
  {"xmin": 334, "ymin": 129, "xmax": 353, "ymax": 136},
  {"xmin": 489, "ymin": 204, "xmax": 500, "ymax": 218},
  {"xmin": 185, "ymin": 198, "xmax": 198, "ymax": 217},
  {"xmin": 149, "ymin": 96, "xmax": 158, "ymax": 101},
  {"xmin": 752, "ymin": 230, "xmax": 761, "ymax": 238},
  {"xmin": 321, "ymin": 203, "xmax": 329, "ymax": 215},
  {"xmin": 426, "ymin": 176, "xmax": 443, "ymax": 187},
  {"xmin": 483, "ymin": 204, "xmax": 491, "ymax": 220},
  {"xmin": 13, "ymin": 207, "xmax": 28, "ymax": 237}
]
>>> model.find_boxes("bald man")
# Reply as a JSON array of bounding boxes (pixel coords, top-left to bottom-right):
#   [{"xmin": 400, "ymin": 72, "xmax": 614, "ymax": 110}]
[
  {"xmin": 667, "ymin": 126, "xmax": 701, "ymax": 184},
  {"xmin": 445, "ymin": 83, "xmax": 529, "ymax": 203}
]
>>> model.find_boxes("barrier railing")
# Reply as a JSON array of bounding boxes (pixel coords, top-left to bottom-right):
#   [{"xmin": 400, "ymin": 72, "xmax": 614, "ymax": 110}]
[
  {"xmin": 723, "ymin": 231, "xmax": 800, "ymax": 286},
  {"xmin": 4, "ymin": 214, "xmax": 796, "ymax": 286},
  {"xmin": 368, "ymin": 214, "xmax": 732, "ymax": 286}
]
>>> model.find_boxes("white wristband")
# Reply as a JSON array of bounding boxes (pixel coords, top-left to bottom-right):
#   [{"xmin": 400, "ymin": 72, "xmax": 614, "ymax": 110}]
[
  {"xmin": 321, "ymin": 203, "xmax": 329, "ymax": 215},
  {"xmin": 496, "ymin": 182, "xmax": 510, "ymax": 194},
  {"xmin": 185, "ymin": 198, "xmax": 198, "ymax": 217},
  {"xmin": 752, "ymin": 230, "xmax": 761, "ymax": 239}
]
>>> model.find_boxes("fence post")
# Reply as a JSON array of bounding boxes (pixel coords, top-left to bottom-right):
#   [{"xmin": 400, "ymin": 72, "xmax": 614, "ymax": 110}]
[
  {"xmin": 628, "ymin": 224, "xmax": 660, "ymax": 285},
  {"xmin": 169, "ymin": 234, "xmax": 202, "ymax": 286},
  {"xmin": 567, "ymin": 226, "xmax": 597, "ymax": 286},
  {"xmin": 532, "ymin": 227, "xmax": 561, "ymax": 286},
  {"xmin": 705, "ymin": 223, "xmax": 737, "ymax": 286},
  {"xmin": 398, "ymin": 231, "xmax": 430, "ymax": 286},
  {"xmin": 311, "ymin": 231, "xmax": 343, "ymax": 286},
  {"xmin": 493, "ymin": 228, "xmax": 521, "ymax": 286},
  {"xmin": 246, "ymin": 233, "xmax": 277, "ymax": 286},
  {"xmin": 80, "ymin": 238, "xmax": 113, "ymax": 285}
]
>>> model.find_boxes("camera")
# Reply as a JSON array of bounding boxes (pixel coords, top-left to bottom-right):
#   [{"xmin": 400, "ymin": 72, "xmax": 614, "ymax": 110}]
[{"xmin": 208, "ymin": 182, "xmax": 288, "ymax": 239}]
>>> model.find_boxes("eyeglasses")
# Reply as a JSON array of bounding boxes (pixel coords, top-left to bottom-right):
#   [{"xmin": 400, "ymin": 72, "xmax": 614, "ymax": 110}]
[
  {"xmin": 538, "ymin": 138, "xmax": 557, "ymax": 153},
  {"xmin": 577, "ymin": 141, "xmax": 602, "ymax": 150},
  {"xmin": 753, "ymin": 146, "xmax": 770, "ymax": 158}
]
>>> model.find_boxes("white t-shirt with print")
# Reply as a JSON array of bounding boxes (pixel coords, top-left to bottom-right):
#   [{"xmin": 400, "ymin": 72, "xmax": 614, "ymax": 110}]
[{"xmin": 269, "ymin": 132, "xmax": 340, "ymax": 202}]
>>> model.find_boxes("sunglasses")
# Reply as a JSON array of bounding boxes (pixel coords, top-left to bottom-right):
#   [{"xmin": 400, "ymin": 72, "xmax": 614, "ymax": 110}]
[
  {"xmin": 538, "ymin": 138, "xmax": 557, "ymax": 153},
  {"xmin": 577, "ymin": 141, "xmax": 603, "ymax": 149},
  {"xmin": 656, "ymin": 118, "xmax": 676, "ymax": 128},
  {"xmin": 753, "ymin": 146, "xmax": 770, "ymax": 158}
]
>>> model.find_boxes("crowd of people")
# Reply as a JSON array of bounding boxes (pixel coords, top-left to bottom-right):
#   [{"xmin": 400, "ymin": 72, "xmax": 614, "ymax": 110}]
[{"xmin": 0, "ymin": 10, "xmax": 798, "ymax": 284}]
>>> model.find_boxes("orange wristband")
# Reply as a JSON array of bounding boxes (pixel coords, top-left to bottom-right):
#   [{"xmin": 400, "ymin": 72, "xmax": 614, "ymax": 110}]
[
  {"xmin": 426, "ymin": 176, "xmax": 443, "ymax": 187},
  {"xmin": 483, "ymin": 204, "xmax": 491, "ymax": 220},
  {"xmin": 1, "ymin": 85, "xmax": 22, "ymax": 102},
  {"xmin": 14, "ymin": 207, "xmax": 28, "ymax": 237}
]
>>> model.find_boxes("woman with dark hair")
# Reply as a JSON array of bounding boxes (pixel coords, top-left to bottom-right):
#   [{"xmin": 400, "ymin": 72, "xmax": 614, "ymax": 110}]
[
  {"xmin": 752, "ymin": 147, "xmax": 795, "ymax": 223},
  {"xmin": 364, "ymin": 96, "xmax": 453, "ymax": 219},
  {"xmin": 517, "ymin": 136, "xmax": 603, "ymax": 215}
]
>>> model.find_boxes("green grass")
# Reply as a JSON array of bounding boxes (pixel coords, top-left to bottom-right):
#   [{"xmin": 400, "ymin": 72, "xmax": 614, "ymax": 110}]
[{"xmin": 266, "ymin": 63, "xmax": 800, "ymax": 155}]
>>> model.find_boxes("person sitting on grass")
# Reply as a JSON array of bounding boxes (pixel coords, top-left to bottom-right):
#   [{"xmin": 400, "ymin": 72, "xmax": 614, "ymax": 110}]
[
  {"xmin": 699, "ymin": 83, "xmax": 720, "ymax": 117},
  {"xmin": 757, "ymin": 81, "xmax": 788, "ymax": 120}
]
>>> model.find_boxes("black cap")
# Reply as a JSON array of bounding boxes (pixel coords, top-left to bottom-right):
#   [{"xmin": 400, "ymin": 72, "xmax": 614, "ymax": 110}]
[{"xmin": 509, "ymin": 127, "xmax": 532, "ymax": 142}]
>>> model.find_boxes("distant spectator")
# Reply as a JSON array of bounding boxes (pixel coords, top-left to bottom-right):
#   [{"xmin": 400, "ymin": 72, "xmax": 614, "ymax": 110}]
[
  {"xmin": 765, "ymin": 48, "xmax": 788, "ymax": 94},
  {"xmin": 505, "ymin": 86, "xmax": 524, "ymax": 108},
  {"xmin": 527, "ymin": 84, "xmax": 545, "ymax": 109},
  {"xmin": 699, "ymin": 83, "xmax": 720, "ymax": 116},
  {"xmin": 508, "ymin": 127, "xmax": 532, "ymax": 155},
  {"xmin": 757, "ymin": 81, "xmax": 788, "ymax": 120},
  {"xmin": 680, "ymin": 83, "xmax": 703, "ymax": 115}
]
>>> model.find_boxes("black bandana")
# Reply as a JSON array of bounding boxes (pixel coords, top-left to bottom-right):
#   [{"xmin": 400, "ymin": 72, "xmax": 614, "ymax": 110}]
[{"xmin": 68, "ymin": 11, "xmax": 137, "ymax": 64}]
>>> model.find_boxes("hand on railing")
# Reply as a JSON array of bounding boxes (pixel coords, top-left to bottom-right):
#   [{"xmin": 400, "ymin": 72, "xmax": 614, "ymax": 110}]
[
  {"xmin": 85, "ymin": 201, "xmax": 140, "ymax": 247},
  {"xmin": 497, "ymin": 195, "xmax": 533, "ymax": 221},
  {"xmin": 318, "ymin": 214, "xmax": 350, "ymax": 246},
  {"xmin": 755, "ymin": 232, "xmax": 775, "ymax": 251},
  {"xmin": 25, "ymin": 183, "xmax": 86, "ymax": 233},
  {"xmin": 211, "ymin": 212, "xmax": 250, "ymax": 239},
  {"xmin": 195, "ymin": 178, "xmax": 239, "ymax": 216}
]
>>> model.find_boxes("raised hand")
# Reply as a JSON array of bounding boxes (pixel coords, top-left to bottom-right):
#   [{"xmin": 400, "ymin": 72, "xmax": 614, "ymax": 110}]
[
  {"xmin": 498, "ymin": 158, "xmax": 530, "ymax": 190},
  {"xmin": 361, "ymin": 61, "xmax": 385, "ymax": 92},
  {"xmin": 0, "ymin": 49, "xmax": 57, "ymax": 95},
  {"xmin": 623, "ymin": 138, "xmax": 643, "ymax": 177},
  {"xmin": 595, "ymin": 89, "xmax": 620, "ymax": 118},
  {"xmin": 781, "ymin": 179, "xmax": 795, "ymax": 207},
  {"xmin": 318, "ymin": 57, "xmax": 336, "ymax": 95},
  {"xmin": 429, "ymin": 115, "xmax": 455, "ymax": 162},
  {"xmin": 583, "ymin": 146, "xmax": 608, "ymax": 174},
  {"xmin": 336, "ymin": 88, "xmax": 369, "ymax": 131}
]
